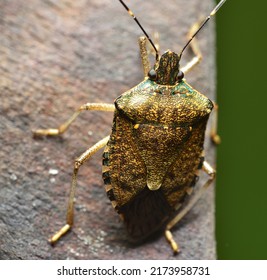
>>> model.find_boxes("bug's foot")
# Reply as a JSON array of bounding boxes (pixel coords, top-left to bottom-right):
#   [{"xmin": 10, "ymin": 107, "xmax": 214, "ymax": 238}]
[
  {"xmin": 165, "ymin": 230, "xmax": 180, "ymax": 255},
  {"xmin": 49, "ymin": 224, "xmax": 71, "ymax": 245},
  {"xmin": 211, "ymin": 133, "xmax": 221, "ymax": 145},
  {"xmin": 32, "ymin": 128, "xmax": 60, "ymax": 137}
]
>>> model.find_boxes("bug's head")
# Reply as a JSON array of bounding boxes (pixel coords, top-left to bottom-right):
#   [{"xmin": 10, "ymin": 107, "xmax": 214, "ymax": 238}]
[
  {"xmin": 148, "ymin": 51, "xmax": 184, "ymax": 85},
  {"xmin": 119, "ymin": 0, "xmax": 226, "ymax": 85}
]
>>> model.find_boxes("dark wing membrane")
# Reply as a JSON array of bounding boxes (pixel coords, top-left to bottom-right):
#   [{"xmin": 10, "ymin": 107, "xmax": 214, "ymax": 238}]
[{"xmin": 119, "ymin": 187, "xmax": 173, "ymax": 241}]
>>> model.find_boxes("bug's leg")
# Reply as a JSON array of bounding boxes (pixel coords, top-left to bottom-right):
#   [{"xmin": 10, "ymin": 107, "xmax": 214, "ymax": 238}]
[
  {"xmin": 210, "ymin": 102, "xmax": 221, "ymax": 144},
  {"xmin": 49, "ymin": 135, "xmax": 110, "ymax": 244},
  {"xmin": 165, "ymin": 161, "xmax": 216, "ymax": 254},
  {"xmin": 181, "ymin": 21, "xmax": 203, "ymax": 74},
  {"xmin": 138, "ymin": 36, "xmax": 151, "ymax": 78},
  {"xmin": 153, "ymin": 32, "xmax": 160, "ymax": 54},
  {"xmin": 33, "ymin": 103, "xmax": 114, "ymax": 136},
  {"xmin": 147, "ymin": 32, "xmax": 160, "ymax": 56},
  {"xmin": 138, "ymin": 32, "xmax": 160, "ymax": 78}
]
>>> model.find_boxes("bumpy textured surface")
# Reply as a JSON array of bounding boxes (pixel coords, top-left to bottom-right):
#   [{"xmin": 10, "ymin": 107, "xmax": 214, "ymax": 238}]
[
  {"xmin": 0, "ymin": 0, "xmax": 217, "ymax": 259},
  {"xmin": 104, "ymin": 78, "xmax": 213, "ymax": 240}
]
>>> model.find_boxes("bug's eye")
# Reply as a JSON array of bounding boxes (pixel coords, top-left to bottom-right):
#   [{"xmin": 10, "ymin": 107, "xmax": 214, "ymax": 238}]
[
  {"xmin": 177, "ymin": 70, "xmax": 184, "ymax": 82},
  {"xmin": 148, "ymin": 69, "xmax": 157, "ymax": 81}
]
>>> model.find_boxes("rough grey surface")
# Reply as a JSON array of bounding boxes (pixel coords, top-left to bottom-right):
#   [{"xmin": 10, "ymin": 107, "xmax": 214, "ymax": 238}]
[{"xmin": 0, "ymin": 0, "xmax": 217, "ymax": 259}]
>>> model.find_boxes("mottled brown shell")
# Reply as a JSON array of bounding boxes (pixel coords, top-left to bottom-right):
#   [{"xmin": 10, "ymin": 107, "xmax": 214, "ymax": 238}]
[{"xmin": 102, "ymin": 78, "xmax": 213, "ymax": 240}]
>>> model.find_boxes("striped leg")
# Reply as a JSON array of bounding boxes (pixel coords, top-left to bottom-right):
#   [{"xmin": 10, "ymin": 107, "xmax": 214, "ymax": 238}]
[
  {"xmin": 210, "ymin": 102, "xmax": 221, "ymax": 144},
  {"xmin": 49, "ymin": 136, "xmax": 110, "ymax": 244},
  {"xmin": 33, "ymin": 103, "xmax": 114, "ymax": 136},
  {"xmin": 165, "ymin": 161, "xmax": 216, "ymax": 254},
  {"xmin": 180, "ymin": 20, "xmax": 203, "ymax": 74}
]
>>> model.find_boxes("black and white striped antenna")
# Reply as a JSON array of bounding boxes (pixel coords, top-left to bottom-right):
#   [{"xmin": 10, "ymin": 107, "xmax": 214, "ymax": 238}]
[{"xmin": 179, "ymin": 0, "xmax": 226, "ymax": 58}]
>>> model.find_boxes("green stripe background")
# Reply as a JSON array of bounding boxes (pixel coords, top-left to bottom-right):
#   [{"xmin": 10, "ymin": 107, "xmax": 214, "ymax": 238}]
[{"xmin": 216, "ymin": 0, "xmax": 267, "ymax": 259}]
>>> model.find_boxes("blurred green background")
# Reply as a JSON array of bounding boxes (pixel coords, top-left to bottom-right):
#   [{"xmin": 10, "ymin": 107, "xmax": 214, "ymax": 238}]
[{"xmin": 215, "ymin": 0, "xmax": 267, "ymax": 259}]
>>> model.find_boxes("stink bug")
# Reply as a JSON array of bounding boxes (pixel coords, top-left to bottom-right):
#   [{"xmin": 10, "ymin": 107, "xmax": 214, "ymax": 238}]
[{"xmin": 33, "ymin": 0, "xmax": 226, "ymax": 254}]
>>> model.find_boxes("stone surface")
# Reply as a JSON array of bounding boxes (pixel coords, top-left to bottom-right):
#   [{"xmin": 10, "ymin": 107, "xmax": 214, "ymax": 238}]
[{"xmin": 0, "ymin": 0, "xmax": 217, "ymax": 259}]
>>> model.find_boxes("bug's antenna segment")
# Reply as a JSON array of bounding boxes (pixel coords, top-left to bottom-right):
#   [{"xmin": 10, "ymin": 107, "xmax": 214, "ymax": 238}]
[
  {"xmin": 179, "ymin": 0, "xmax": 226, "ymax": 58},
  {"xmin": 118, "ymin": 0, "xmax": 159, "ymax": 62}
]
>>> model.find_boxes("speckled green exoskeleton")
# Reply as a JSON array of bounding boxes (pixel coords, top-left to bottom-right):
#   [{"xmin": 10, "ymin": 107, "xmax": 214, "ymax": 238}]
[{"xmin": 33, "ymin": 0, "xmax": 226, "ymax": 254}]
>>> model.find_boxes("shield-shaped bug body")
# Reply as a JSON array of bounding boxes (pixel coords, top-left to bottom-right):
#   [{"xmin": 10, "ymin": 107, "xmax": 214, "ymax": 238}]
[{"xmin": 104, "ymin": 74, "xmax": 213, "ymax": 242}]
